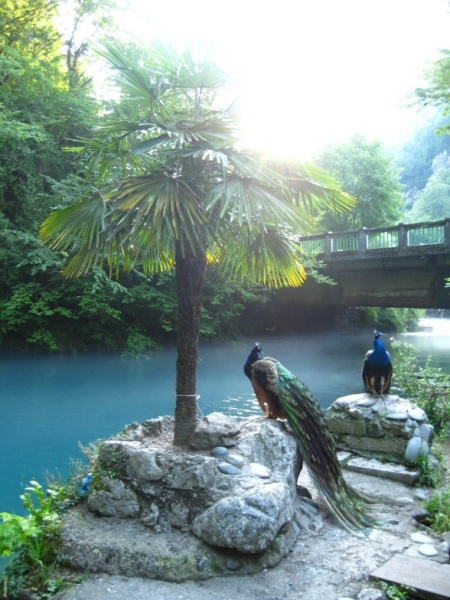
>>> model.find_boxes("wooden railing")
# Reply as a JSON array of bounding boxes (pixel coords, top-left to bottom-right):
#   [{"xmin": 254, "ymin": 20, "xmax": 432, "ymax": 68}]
[{"xmin": 299, "ymin": 219, "xmax": 450, "ymax": 258}]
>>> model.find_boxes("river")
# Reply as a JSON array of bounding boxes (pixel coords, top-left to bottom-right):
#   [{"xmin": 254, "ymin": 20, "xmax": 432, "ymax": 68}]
[{"xmin": 1, "ymin": 318, "xmax": 450, "ymax": 516}]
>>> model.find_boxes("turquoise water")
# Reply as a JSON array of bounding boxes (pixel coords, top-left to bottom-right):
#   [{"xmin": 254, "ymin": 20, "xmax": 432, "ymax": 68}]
[{"xmin": 1, "ymin": 323, "xmax": 449, "ymax": 517}]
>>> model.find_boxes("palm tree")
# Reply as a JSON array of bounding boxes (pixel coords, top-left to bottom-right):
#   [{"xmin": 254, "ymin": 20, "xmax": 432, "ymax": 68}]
[{"xmin": 40, "ymin": 43, "xmax": 354, "ymax": 446}]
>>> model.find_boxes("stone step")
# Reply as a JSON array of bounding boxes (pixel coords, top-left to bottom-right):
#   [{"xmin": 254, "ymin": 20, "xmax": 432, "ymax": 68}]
[{"xmin": 342, "ymin": 455, "xmax": 419, "ymax": 485}]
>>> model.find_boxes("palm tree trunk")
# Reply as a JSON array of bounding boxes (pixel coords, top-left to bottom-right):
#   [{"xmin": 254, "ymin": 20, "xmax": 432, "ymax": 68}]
[{"xmin": 173, "ymin": 240, "xmax": 207, "ymax": 446}]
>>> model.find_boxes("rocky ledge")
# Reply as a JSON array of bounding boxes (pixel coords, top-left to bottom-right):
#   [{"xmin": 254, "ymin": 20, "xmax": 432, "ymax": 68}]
[
  {"xmin": 58, "ymin": 396, "xmax": 441, "ymax": 584},
  {"xmin": 59, "ymin": 414, "xmax": 314, "ymax": 580}
]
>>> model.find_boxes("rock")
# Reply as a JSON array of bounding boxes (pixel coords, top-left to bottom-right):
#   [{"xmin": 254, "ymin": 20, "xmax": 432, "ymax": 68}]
[
  {"xmin": 410, "ymin": 531, "xmax": 435, "ymax": 544},
  {"xmin": 226, "ymin": 452, "xmax": 245, "ymax": 468},
  {"xmin": 408, "ymin": 407, "xmax": 427, "ymax": 421},
  {"xmin": 218, "ymin": 463, "xmax": 241, "ymax": 475},
  {"xmin": 192, "ymin": 482, "xmax": 293, "ymax": 553},
  {"xmin": 349, "ymin": 408, "xmax": 364, "ymax": 420},
  {"xmin": 127, "ymin": 448, "xmax": 164, "ymax": 481},
  {"xmin": 188, "ymin": 412, "xmax": 240, "ymax": 449},
  {"xmin": 414, "ymin": 488, "xmax": 429, "ymax": 501},
  {"xmin": 404, "ymin": 437, "xmax": 429, "ymax": 464},
  {"xmin": 394, "ymin": 496, "xmax": 415, "ymax": 506},
  {"xmin": 442, "ymin": 531, "xmax": 450, "ymax": 546},
  {"xmin": 249, "ymin": 463, "xmax": 271, "ymax": 479},
  {"xmin": 418, "ymin": 543, "xmax": 438, "ymax": 557},
  {"xmin": 385, "ymin": 412, "xmax": 408, "ymax": 421},
  {"xmin": 439, "ymin": 540, "xmax": 449, "ymax": 554},
  {"xmin": 87, "ymin": 477, "xmax": 140, "ymax": 518},
  {"xmin": 411, "ymin": 507, "xmax": 430, "ymax": 525},
  {"xmin": 357, "ymin": 589, "xmax": 385, "ymax": 600},
  {"xmin": 141, "ymin": 503, "xmax": 159, "ymax": 527},
  {"xmin": 211, "ymin": 446, "xmax": 229, "ymax": 458},
  {"xmin": 419, "ymin": 423, "xmax": 434, "ymax": 442},
  {"xmin": 411, "ymin": 507, "xmax": 431, "ymax": 525},
  {"xmin": 356, "ymin": 398, "xmax": 375, "ymax": 408},
  {"xmin": 428, "ymin": 454, "xmax": 443, "ymax": 474}
]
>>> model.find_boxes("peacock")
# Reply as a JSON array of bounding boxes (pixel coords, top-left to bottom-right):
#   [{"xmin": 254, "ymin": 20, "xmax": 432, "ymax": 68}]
[
  {"xmin": 244, "ymin": 342, "xmax": 377, "ymax": 535},
  {"xmin": 362, "ymin": 331, "xmax": 393, "ymax": 397}
]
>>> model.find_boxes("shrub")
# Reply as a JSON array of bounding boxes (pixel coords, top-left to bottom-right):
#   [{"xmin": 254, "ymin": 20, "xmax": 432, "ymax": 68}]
[
  {"xmin": 391, "ymin": 339, "xmax": 450, "ymax": 436},
  {"xmin": 424, "ymin": 487, "xmax": 450, "ymax": 534}
]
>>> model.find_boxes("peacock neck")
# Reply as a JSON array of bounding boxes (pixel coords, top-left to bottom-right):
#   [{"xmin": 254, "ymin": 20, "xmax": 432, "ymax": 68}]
[
  {"xmin": 244, "ymin": 348, "xmax": 261, "ymax": 379},
  {"xmin": 374, "ymin": 339, "xmax": 385, "ymax": 355}
]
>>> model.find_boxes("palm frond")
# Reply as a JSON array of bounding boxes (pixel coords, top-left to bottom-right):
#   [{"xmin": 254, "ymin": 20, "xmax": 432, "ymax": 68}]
[
  {"xmin": 273, "ymin": 161, "xmax": 356, "ymax": 213},
  {"xmin": 62, "ymin": 242, "xmax": 104, "ymax": 278},
  {"xmin": 156, "ymin": 42, "xmax": 228, "ymax": 90},
  {"xmin": 216, "ymin": 225, "xmax": 306, "ymax": 288},
  {"xmin": 206, "ymin": 176, "xmax": 301, "ymax": 230},
  {"xmin": 104, "ymin": 175, "xmax": 211, "ymax": 256},
  {"xmin": 39, "ymin": 193, "xmax": 107, "ymax": 252},
  {"xmin": 96, "ymin": 44, "xmax": 168, "ymax": 104}
]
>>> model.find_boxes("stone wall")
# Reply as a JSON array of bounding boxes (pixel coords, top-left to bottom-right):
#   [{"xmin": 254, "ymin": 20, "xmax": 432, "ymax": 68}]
[{"xmin": 322, "ymin": 393, "xmax": 434, "ymax": 465}]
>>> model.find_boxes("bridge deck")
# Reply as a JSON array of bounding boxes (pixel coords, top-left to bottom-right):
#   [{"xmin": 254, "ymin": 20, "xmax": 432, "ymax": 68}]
[{"xmin": 295, "ymin": 220, "xmax": 450, "ymax": 308}]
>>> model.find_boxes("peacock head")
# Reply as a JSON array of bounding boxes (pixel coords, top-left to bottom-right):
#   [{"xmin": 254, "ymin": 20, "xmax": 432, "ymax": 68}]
[
  {"xmin": 251, "ymin": 342, "xmax": 263, "ymax": 360},
  {"xmin": 244, "ymin": 342, "xmax": 263, "ymax": 378}
]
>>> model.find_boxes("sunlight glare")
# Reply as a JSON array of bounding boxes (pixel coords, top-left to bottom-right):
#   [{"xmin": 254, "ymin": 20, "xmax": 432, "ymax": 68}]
[{"xmin": 119, "ymin": 0, "xmax": 450, "ymax": 160}]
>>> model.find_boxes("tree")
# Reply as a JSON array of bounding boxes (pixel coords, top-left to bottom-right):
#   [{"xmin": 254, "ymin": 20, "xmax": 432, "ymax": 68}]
[
  {"xmin": 394, "ymin": 111, "xmax": 450, "ymax": 201},
  {"xmin": 407, "ymin": 158, "xmax": 450, "ymax": 222},
  {"xmin": 40, "ymin": 43, "xmax": 354, "ymax": 445},
  {"xmin": 0, "ymin": 0, "xmax": 125, "ymax": 354},
  {"xmin": 315, "ymin": 134, "xmax": 404, "ymax": 231},
  {"xmin": 416, "ymin": 48, "xmax": 450, "ymax": 135},
  {"xmin": 0, "ymin": 0, "xmax": 100, "ymax": 230}
]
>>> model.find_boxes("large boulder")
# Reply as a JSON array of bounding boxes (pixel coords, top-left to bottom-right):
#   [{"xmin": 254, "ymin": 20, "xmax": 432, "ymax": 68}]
[
  {"xmin": 192, "ymin": 482, "xmax": 293, "ymax": 553},
  {"xmin": 59, "ymin": 415, "xmax": 304, "ymax": 580}
]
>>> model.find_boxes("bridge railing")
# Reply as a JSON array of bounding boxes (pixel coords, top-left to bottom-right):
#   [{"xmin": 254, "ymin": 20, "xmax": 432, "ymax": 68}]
[{"xmin": 299, "ymin": 219, "xmax": 450, "ymax": 257}]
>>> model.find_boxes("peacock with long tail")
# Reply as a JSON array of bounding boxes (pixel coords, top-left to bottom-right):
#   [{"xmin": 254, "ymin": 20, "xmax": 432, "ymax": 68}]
[
  {"xmin": 362, "ymin": 331, "xmax": 393, "ymax": 397},
  {"xmin": 244, "ymin": 342, "xmax": 377, "ymax": 535}
]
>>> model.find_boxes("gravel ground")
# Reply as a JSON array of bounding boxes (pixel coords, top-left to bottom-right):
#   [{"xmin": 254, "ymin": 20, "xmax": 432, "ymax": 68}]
[{"xmin": 50, "ymin": 464, "xmax": 450, "ymax": 600}]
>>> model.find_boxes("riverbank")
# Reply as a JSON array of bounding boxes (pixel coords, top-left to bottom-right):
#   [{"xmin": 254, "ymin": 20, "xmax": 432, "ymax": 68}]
[{"xmin": 51, "ymin": 445, "xmax": 450, "ymax": 600}]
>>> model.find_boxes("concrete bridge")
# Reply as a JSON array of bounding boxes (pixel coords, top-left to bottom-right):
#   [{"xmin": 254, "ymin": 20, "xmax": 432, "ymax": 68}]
[{"xmin": 289, "ymin": 219, "xmax": 450, "ymax": 308}]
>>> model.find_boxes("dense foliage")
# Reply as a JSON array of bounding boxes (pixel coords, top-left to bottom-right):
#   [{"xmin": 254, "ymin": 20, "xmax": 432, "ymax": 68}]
[
  {"xmin": 391, "ymin": 339, "xmax": 450, "ymax": 437},
  {"xmin": 336, "ymin": 307, "xmax": 423, "ymax": 333},
  {"xmin": 394, "ymin": 112, "xmax": 450, "ymax": 203},
  {"xmin": 315, "ymin": 134, "xmax": 404, "ymax": 232},
  {"xmin": 416, "ymin": 49, "xmax": 450, "ymax": 132},
  {"xmin": 406, "ymin": 153, "xmax": 450, "ymax": 222}
]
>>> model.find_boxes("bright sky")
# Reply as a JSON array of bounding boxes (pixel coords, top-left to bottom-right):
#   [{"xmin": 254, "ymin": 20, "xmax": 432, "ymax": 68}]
[{"xmin": 119, "ymin": 0, "xmax": 450, "ymax": 159}]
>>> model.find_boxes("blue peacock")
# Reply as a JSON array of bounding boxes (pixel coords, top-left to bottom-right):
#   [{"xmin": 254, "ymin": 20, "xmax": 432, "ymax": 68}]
[{"xmin": 362, "ymin": 331, "xmax": 393, "ymax": 397}]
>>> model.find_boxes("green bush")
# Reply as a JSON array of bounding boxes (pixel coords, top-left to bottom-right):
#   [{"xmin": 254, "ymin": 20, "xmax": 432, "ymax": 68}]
[
  {"xmin": 0, "ymin": 265, "xmax": 269, "ymax": 353},
  {"xmin": 391, "ymin": 339, "xmax": 450, "ymax": 436},
  {"xmin": 424, "ymin": 488, "xmax": 450, "ymax": 534},
  {"xmin": 0, "ymin": 463, "xmax": 88, "ymax": 598},
  {"xmin": 0, "ymin": 481, "xmax": 65, "ymax": 596},
  {"xmin": 344, "ymin": 307, "xmax": 424, "ymax": 332}
]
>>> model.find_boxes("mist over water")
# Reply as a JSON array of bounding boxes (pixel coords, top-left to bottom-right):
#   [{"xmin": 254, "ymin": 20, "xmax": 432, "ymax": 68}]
[{"xmin": 1, "ymin": 319, "xmax": 450, "ymax": 515}]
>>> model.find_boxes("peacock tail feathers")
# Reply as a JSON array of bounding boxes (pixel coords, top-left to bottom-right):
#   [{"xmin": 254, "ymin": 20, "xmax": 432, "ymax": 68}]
[{"xmin": 247, "ymin": 348, "xmax": 378, "ymax": 536}]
